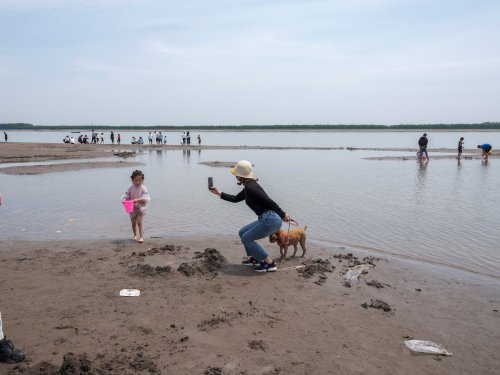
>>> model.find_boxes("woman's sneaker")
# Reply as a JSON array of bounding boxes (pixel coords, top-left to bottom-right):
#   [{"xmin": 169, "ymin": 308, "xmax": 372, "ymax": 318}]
[
  {"xmin": 253, "ymin": 261, "xmax": 277, "ymax": 272},
  {"xmin": 241, "ymin": 257, "xmax": 258, "ymax": 266}
]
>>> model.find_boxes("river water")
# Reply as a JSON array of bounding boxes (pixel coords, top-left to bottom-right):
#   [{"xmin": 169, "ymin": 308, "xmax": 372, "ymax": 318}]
[{"xmin": 0, "ymin": 130, "xmax": 499, "ymax": 279}]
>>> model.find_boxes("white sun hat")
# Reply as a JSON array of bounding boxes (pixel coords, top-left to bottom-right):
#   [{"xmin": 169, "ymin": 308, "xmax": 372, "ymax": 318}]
[{"xmin": 230, "ymin": 160, "xmax": 255, "ymax": 179}]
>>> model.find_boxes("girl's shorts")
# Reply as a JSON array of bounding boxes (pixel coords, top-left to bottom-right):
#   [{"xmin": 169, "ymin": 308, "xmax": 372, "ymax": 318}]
[{"xmin": 129, "ymin": 206, "xmax": 146, "ymax": 220}]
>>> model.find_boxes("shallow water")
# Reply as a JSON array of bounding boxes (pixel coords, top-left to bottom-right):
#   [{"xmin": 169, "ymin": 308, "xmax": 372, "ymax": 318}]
[
  {"xmin": 1, "ymin": 139, "xmax": 499, "ymax": 279},
  {"xmin": 4, "ymin": 130, "xmax": 500, "ymax": 149}
]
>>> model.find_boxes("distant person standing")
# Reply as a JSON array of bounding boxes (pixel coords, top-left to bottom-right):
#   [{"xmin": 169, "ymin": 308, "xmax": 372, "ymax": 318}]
[
  {"xmin": 197, "ymin": 134, "xmax": 201, "ymax": 146},
  {"xmin": 182, "ymin": 131, "xmax": 186, "ymax": 145},
  {"xmin": 186, "ymin": 131, "xmax": 191, "ymax": 145},
  {"xmin": 457, "ymin": 137, "xmax": 464, "ymax": 159},
  {"xmin": 477, "ymin": 143, "xmax": 493, "ymax": 161},
  {"xmin": 163, "ymin": 135, "xmax": 167, "ymax": 144},
  {"xmin": 418, "ymin": 133, "xmax": 429, "ymax": 161},
  {"xmin": 3, "ymin": 132, "xmax": 7, "ymax": 142},
  {"xmin": 110, "ymin": 131, "xmax": 115, "ymax": 144},
  {"xmin": 100, "ymin": 133, "xmax": 104, "ymax": 144},
  {"xmin": 117, "ymin": 133, "xmax": 121, "ymax": 145}
]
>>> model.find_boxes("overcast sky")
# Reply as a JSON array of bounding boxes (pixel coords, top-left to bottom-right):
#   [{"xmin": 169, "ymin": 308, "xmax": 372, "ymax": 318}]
[{"xmin": 1, "ymin": 0, "xmax": 499, "ymax": 125}]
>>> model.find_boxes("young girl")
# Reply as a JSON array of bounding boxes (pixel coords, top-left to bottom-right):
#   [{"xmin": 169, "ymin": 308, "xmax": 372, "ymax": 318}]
[{"xmin": 123, "ymin": 170, "xmax": 151, "ymax": 243}]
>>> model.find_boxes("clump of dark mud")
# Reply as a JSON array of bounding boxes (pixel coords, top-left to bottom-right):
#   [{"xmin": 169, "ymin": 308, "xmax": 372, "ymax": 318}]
[
  {"xmin": 129, "ymin": 264, "xmax": 172, "ymax": 277},
  {"xmin": 9, "ymin": 350, "xmax": 160, "ymax": 375},
  {"xmin": 298, "ymin": 259, "xmax": 334, "ymax": 286},
  {"xmin": 314, "ymin": 274, "xmax": 328, "ymax": 286},
  {"xmin": 334, "ymin": 253, "xmax": 385, "ymax": 268},
  {"xmin": 298, "ymin": 259, "xmax": 334, "ymax": 280},
  {"xmin": 362, "ymin": 256, "xmax": 384, "ymax": 266},
  {"xmin": 333, "ymin": 253, "xmax": 362, "ymax": 267},
  {"xmin": 132, "ymin": 244, "xmax": 182, "ymax": 257},
  {"xmin": 197, "ymin": 310, "xmax": 247, "ymax": 331},
  {"xmin": 361, "ymin": 299, "xmax": 392, "ymax": 312},
  {"xmin": 59, "ymin": 353, "xmax": 92, "ymax": 374},
  {"xmin": 248, "ymin": 340, "xmax": 268, "ymax": 351},
  {"xmin": 7, "ymin": 361, "xmax": 59, "ymax": 375},
  {"xmin": 113, "ymin": 151, "xmax": 136, "ymax": 158},
  {"xmin": 198, "ymin": 315, "xmax": 230, "ymax": 331},
  {"xmin": 365, "ymin": 280, "xmax": 390, "ymax": 289},
  {"xmin": 177, "ymin": 248, "xmax": 226, "ymax": 278},
  {"xmin": 205, "ymin": 367, "xmax": 223, "ymax": 375}
]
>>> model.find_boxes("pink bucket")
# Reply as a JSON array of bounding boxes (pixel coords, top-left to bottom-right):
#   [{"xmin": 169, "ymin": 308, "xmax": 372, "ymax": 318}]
[{"xmin": 122, "ymin": 200, "xmax": 135, "ymax": 213}]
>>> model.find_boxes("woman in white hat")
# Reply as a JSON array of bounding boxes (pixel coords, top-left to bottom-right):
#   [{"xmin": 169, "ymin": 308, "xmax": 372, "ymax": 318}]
[{"xmin": 210, "ymin": 160, "xmax": 290, "ymax": 272}]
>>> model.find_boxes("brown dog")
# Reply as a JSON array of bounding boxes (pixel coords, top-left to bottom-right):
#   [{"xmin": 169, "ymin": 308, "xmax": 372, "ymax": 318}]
[{"xmin": 269, "ymin": 226, "xmax": 307, "ymax": 262}]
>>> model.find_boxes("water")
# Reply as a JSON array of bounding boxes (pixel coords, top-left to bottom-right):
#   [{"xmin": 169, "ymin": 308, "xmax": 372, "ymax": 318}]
[
  {"xmin": 3, "ymin": 130, "xmax": 500, "ymax": 149},
  {"xmin": 1, "ymin": 132, "xmax": 500, "ymax": 280}
]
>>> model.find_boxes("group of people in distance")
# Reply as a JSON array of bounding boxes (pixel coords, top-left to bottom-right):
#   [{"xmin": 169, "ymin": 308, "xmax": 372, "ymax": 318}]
[
  {"xmin": 181, "ymin": 131, "xmax": 202, "ymax": 146},
  {"xmin": 148, "ymin": 131, "xmax": 166, "ymax": 145},
  {"xmin": 60, "ymin": 130, "xmax": 204, "ymax": 146},
  {"xmin": 417, "ymin": 133, "xmax": 493, "ymax": 161},
  {"xmin": 62, "ymin": 131, "xmax": 121, "ymax": 145}
]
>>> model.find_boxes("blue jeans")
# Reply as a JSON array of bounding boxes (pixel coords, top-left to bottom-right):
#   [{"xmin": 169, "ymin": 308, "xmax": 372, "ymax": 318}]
[{"xmin": 238, "ymin": 210, "xmax": 283, "ymax": 261}]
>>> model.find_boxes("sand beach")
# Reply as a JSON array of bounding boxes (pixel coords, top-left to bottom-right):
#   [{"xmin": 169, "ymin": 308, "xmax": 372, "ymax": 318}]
[
  {"xmin": 1, "ymin": 142, "xmax": 499, "ymax": 374},
  {"xmin": 1, "ymin": 237, "xmax": 499, "ymax": 375}
]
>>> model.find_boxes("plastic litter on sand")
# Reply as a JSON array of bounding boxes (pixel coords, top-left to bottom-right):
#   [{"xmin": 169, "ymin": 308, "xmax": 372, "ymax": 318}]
[
  {"xmin": 404, "ymin": 340, "xmax": 452, "ymax": 356},
  {"xmin": 343, "ymin": 264, "xmax": 373, "ymax": 281},
  {"xmin": 119, "ymin": 289, "xmax": 141, "ymax": 297}
]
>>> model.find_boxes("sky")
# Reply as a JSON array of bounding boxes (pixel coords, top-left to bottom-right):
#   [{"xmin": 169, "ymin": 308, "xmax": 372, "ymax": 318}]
[{"xmin": 0, "ymin": 0, "xmax": 499, "ymax": 126}]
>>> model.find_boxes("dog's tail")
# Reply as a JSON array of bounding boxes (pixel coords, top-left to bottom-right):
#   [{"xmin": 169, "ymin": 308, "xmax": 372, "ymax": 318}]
[{"xmin": 304, "ymin": 225, "xmax": 307, "ymax": 231}]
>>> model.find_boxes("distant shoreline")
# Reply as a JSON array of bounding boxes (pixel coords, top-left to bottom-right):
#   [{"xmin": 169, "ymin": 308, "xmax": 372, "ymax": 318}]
[
  {"xmin": 4, "ymin": 128, "xmax": 500, "ymax": 133},
  {"xmin": 1, "ymin": 122, "xmax": 500, "ymax": 132}
]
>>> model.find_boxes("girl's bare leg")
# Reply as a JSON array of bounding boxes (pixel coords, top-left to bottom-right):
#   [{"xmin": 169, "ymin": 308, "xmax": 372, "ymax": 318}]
[
  {"xmin": 137, "ymin": 214, "xmax": 144, "ymax": 243},
  {"xmin": 131, "ymin": 218, "xmax": 137, "ymax": 240}
]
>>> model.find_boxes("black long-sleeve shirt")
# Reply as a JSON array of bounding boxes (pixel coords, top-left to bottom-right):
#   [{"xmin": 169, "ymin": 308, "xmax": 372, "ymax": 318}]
[{"xmin": 220, "ymin": 180, "xmax": 285, "ymax": 219}]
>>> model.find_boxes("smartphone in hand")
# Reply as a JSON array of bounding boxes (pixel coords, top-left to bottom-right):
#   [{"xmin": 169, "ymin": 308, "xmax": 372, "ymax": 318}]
[{"xmin": 208, "ymin": 177, "xmax": 213, "ymax": 190}]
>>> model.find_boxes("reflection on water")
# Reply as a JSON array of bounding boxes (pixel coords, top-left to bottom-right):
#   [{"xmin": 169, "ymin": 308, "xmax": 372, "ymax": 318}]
[{"xmin": 1, "ymin": 148, "xmax": 500, "ymax": 280}]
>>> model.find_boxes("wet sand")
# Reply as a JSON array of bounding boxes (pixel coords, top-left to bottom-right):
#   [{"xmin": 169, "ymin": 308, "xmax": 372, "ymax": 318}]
[
  {"xmin": 0, "ymin": 142, "xmax": 344, "ymax": 166},
  {"xmin": 1, "ymin": 237, "xmax": 498, "ymax": 374},
  {"xmin": 0, "ymin": 161, "xmax": 144, "ymax": 175},
  {"xmin": 1, "ymin": 143, "xmax": 497, "ymax": 174}
]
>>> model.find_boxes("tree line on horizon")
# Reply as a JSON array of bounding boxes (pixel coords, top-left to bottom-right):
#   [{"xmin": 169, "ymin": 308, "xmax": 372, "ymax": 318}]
[{"xmin": 1, "ymin": 122, "xmax": 500, "ymax": 130}]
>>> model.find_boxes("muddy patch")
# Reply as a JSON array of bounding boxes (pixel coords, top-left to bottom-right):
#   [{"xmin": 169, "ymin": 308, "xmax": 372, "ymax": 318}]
[
  {"xmin": 298, "ymin": 258, "xmax": 334, "ymax": 285},
  {"xmin": 177, "ymin": 248, "xmax": 226, "ymax": 278},
  {"xmin": 129, "ymin": 264, "xmax": 172, "ymax": 277},
  {"xmin": 114, "ymin": 151, "xmax": 136, "ymax": 158},
  {"xmin": 361, "ymin": 299, "xmax": 392, "ymax": 312},
  {"xmin": 0, "ymin": 161, "xmax": 142, "ymax": 175},
  {"xmin": 366, "ymin": 280, "xmax": 390, "ymax": 289},
  {"xmin": 8, "ymin": 350, "xmax": 160, "ymax": 375},
  {"xmin": 248, "ymin": 340, "xmax": 268, "ymax": 351},
  {"xmin": 205, "ymin": 367, "xmax": 223, "ymax": 375},
  {"xmin": 132, "ymin": 244, "xmax": 182, "ymax": 257}
]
